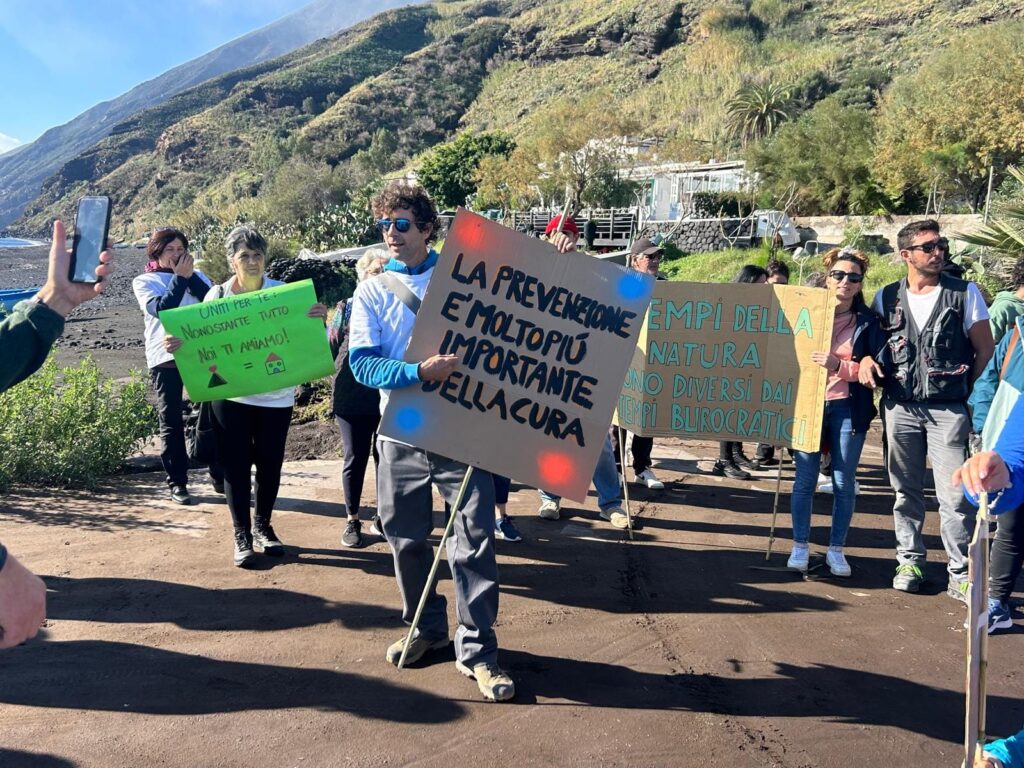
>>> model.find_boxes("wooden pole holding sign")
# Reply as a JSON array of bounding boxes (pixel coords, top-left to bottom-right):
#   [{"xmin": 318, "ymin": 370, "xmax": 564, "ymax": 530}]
[
  {"xmin": 765, "ymin": 452, "xmax": 786, "ymax": 559},
  {"xmin": 616, "ymin": 429, "xmax": 635, "ymax": 541},
  {"xmin": 964, "ymin": 491, "xmax": 990, "ymax": 767},
  {"xmin": 397, "ymin": 466, "xmax": 475, "ymax": 670}
]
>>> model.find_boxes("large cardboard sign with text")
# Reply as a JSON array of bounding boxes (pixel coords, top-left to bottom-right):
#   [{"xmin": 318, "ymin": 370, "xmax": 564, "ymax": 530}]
[
  {"xmin": 160, "ymin": 279, "xmax": 334, "ymax": 402},
  {"xmin": 378, "ymin": 209, "xmax": 655, "ymax": 501},
  {"xmin": 615, "ymin": 282, "xmax": 834, "ymax": 452}
]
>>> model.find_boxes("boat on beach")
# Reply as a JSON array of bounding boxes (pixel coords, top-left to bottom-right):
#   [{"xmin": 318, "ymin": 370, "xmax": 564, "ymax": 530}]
[{"xmin": 0, "ymin": 288, "xmax": 41, "ymax": 312}]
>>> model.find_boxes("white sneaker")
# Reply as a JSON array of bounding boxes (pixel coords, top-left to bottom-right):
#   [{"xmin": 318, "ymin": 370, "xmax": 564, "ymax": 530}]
[
  {"xmin": 635, "ymin": 468, "xmax": 665, "ymax": 489},
  {"xmin": 538, "ymin": 499, "xmax": 561, "ymax": 520},
  {"xmin": 817, "ymin": 480, "xmax": 861, "ymax": 495},
  {"xmin": 826, "ymin": 547, "xmax": 851, "ymax": 577},
  {"xmin": 599, "ymin": 506, "xmax": 630, "ymax": 529},
  {"xmin": 787, "ymin": 543, "xmax": 809, "ymax": 571}
]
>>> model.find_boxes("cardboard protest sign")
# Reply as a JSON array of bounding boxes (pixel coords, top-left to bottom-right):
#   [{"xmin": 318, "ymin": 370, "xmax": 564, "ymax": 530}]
[
  {"xmin": 160, "ymin": 279, "xmax": 334, "ymax": 401},
  {"xmin": 378, "ymin": 209, "xmax": 655, "ymax": 501},
  {"xmin": 615, "ymin": 282, "xmax": 834, "ymax": 452}
]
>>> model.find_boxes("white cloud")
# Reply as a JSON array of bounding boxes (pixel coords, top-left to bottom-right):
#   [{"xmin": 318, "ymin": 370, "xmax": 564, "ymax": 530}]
[{"xmin": 0, "ymin": 132, "xmax": 22, "ymax": 155}]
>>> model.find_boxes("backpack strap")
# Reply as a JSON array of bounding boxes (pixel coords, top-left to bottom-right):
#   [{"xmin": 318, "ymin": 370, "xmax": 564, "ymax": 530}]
[
  {"xmin": 1001, "ymin": 326, "xmax": 1020, "ymax": 381},
  {"xmin": 378, "ymin": 271, "xmax": 421, "ymax": 315}
]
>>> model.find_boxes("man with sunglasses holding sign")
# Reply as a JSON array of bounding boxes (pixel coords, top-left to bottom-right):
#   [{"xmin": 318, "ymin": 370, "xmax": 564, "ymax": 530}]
[
  {"xmin": 348, "ymin": 181, "xmax": 514, "ymax": 702},
  {"xmin": 858, "ymin": 219, "xmax": 994, "ymax": 598}
]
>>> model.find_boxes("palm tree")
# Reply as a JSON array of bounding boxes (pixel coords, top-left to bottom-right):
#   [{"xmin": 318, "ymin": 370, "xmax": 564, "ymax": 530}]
[
  {"xmin": 957, "ymin": 166, "xmax": 1024, "ymax": 259},
  {"xmin": 726, "ymin": 82, "xmax": 795, "ymax": 146}
]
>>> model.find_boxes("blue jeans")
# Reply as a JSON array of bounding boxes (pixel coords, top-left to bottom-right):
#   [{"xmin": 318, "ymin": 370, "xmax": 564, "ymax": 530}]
[
  {"xmin": 791, "ymin": 398, "xmax": 865, "ymax": 547},
  {"xmin": 540, "ymin": 435, "xmax": 622, "ymax": 512}
]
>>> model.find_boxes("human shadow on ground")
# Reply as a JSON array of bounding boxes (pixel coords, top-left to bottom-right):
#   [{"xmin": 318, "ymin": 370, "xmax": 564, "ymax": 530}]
[
  {"xmin": 0, "ymin": 477, "xmax": 219, "ymax": 534},
  {"xmin": 495, "ymin": 528, "xmax": 842, "ymax": 616},
  {"xmin": 43, "ymin": 575, "xmax": 401, "ymax": 633},
  {"xmin": 0, "ymin": 750, "xmax": 77, "ymax": 768},
  {"xmin": 500, "ymin": 650, "xmax": 1024, "ymax": 743},
  {"xmin": 0, "ymin": 640, "xmax": 465, "ymax": 723}
]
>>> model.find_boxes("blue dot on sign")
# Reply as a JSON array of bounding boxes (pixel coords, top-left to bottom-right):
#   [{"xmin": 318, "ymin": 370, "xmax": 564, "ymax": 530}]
[
  {"xmin": 618, "ymin": 272, "xmax": 649, "ymax": 301},
  {"xmin": 396, "ymin": 406, "xmax": 423, "ymax": 433}
]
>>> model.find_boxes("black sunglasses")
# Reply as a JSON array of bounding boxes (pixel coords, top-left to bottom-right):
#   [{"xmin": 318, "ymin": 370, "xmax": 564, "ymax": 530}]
[
  {"xmin": 906, "ymin": 239, "xmax": 943, "ymax": 254},
  {"xmin": 828, "ymin": 269, "xmax": 864, "ymax": 284},
  {"xmin": 376, "ymin": 218, "xmax": 423, "ymax": 233}
]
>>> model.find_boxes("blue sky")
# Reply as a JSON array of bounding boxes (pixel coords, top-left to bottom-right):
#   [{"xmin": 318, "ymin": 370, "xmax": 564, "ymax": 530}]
[{"xmin": 0, "ymin": 0, "xmax": 316, "ymax": 152}]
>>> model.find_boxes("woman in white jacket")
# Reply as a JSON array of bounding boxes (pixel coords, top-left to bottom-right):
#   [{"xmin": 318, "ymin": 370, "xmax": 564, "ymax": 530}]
[{"xmin": 132, "ymin": 228, "xmax": 213, "ymax": 505}]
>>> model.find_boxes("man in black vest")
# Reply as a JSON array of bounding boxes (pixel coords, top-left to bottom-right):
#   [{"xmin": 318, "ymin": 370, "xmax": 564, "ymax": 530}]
[{"xmin": 859, "ymin": 219, "xmax": 994, "ymax": 599}]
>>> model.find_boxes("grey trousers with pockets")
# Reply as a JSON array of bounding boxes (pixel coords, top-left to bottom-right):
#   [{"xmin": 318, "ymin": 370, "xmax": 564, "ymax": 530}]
[
  {"xmin": 375, "ymin": 438, "xmax": 499, "ymax": 666},
  {"xmin": 882, "ymin": 399, "xmax": 975, "ymax": 580}
]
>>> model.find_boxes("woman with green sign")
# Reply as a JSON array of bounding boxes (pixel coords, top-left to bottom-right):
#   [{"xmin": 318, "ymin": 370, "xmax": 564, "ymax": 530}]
[{"xmin": 165, "ymin": 225, "xmax": 328, "ymax": 567}]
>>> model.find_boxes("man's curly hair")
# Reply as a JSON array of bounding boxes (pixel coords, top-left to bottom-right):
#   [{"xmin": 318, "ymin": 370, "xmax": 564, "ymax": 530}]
[{"xmin": 371, "ymin": 181, "xmax": 441, "ymax": 244}]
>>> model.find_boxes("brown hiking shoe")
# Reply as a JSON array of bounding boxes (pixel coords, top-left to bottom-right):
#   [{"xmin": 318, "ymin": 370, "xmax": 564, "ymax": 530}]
[{"xmin": 455, "ymin": 660, "xmax": 516, "ymax": 702}]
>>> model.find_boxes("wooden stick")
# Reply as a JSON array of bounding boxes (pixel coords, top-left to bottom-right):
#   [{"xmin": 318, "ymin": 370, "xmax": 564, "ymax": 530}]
[
  {"xmin": 556, "ymin": 198, "xmax": 571, "ymax": 234},
  {"xmin": 397, "ymin": 466, "xmax": 475, "ymax": 669},
  {"xmin": 765, "ymin": 451, "xmax": 786, "ymax": 560},
  {"xmin": 616, "ymin": 428, "xmax": 634, "ymax": 541},
  {"xmin": 964, "ymin": 491, "xmax": 991, "ymax": 766}
]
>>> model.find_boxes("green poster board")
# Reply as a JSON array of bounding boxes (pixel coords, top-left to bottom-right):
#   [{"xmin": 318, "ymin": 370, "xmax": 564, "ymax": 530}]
[{"xmin": 159, "ymin": 279, "xmax": 334, "ymax": 402}]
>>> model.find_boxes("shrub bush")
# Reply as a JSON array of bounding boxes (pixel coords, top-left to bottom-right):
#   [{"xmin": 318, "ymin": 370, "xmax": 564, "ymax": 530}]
[
  {"xmin": 0, "ymin": 357, "xmax": 156, "ymax": 491},
  {"xmin": 266, "ymin": 257, "xmax": 358, "ymax": 306}
]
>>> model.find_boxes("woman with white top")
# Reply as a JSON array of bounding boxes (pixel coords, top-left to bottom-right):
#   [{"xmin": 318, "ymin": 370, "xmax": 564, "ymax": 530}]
[
  {"xmin": 132, "ymin": 228, "xmax": 212, "ymax": 505},
  {"xmin": 165, "ymin": 226, "xmax": 327, "ymax": 567}
]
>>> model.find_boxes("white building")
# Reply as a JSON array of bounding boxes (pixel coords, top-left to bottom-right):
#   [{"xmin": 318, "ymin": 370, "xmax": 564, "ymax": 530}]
[{"xmin": 623, "ymin": 160, "xmax": 752, "ymax": 221}]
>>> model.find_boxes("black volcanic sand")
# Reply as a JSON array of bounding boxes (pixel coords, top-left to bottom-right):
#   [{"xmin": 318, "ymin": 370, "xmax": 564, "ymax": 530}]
[{"xmin": 0, "ymin": 243, "xmax": 152, "ymax": 381}]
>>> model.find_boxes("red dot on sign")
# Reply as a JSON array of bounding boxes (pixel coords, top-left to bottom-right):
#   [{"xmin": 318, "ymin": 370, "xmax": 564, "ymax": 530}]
[
  {"xmin": 537, "ymin": 451, "xmax": 578, "ymax": 487},
  {"xmin": 455, "ymin": 220, "xmax": 489, "ymax": 250}
]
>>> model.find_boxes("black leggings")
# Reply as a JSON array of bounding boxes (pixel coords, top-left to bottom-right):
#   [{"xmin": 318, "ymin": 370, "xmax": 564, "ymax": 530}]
[
  {"xmin": 150, "ymin": 366, "xmax": 188, "ymax": 488},
  {"xmin": 720, "ymin": 441, "xmax": 741, "ymax": 461},
  {"xmin": 211, "ymin": 400, "xmax": 292, "ymax": 532},
  {"xmin": 611, "ymin": 427, "xmax": 653, "ymax": 474},
  {"xmin": 336, "ymin": 413, "xmax": 380, "ymax": 517},
  {"xmin": 991, "ymin": 504, "xmax": 1024, "ymax": 603}
]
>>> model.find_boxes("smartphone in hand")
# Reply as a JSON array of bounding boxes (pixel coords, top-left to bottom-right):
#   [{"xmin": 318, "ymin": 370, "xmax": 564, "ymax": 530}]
[{"xmin": 69, "ymin": 195, "xmax": 111, "ymax": 283}]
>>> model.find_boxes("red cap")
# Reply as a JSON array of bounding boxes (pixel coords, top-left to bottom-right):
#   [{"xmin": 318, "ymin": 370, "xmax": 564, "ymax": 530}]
[{"xmin": 544, "ymin": 215, "xmax": 579, "ymax": 237}]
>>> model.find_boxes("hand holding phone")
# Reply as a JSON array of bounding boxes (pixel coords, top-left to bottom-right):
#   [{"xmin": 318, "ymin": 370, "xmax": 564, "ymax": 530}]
[
  {"xmin": 32, "ymin": 219, "xmax": 114, "ymax": 318},
  {"xmin": 69, "ymin": 195, "xmax": 112, "ymax": 284}
]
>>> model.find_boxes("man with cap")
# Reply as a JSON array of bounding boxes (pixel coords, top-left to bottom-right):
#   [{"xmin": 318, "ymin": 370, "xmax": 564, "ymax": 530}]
[{"xmin": 611, "ymin": 238, "xmax": 666, "ymax": 489}]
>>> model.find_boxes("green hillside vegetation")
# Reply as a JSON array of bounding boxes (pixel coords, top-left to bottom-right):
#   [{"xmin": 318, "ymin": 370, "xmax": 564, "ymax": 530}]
[
  {"xmin": 658, "ymin": 245, "xmax": 908, "ymax": 300},
  {"xmin": 12, "ymin": 0, "xmax": 1024, "ymax": 262}
]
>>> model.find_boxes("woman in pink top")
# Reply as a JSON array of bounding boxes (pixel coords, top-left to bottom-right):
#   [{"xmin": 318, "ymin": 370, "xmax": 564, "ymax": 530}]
[{"xmin": 788, "ymin": 248, "xmax": 883, "ymax": 577}]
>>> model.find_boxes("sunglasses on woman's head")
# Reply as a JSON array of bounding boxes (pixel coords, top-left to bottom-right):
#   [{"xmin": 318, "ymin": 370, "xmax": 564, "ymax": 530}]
[
  {"xmin": 828, "ymin": 269, "xmax": 864, "ymax": 283},
  {"xmin": 376, "ymin": 218, "xmax": 421, "ymax": 233}
]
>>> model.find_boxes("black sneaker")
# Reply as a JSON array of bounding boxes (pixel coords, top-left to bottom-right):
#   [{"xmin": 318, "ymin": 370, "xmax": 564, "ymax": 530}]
[
  {"xmin": 712, "ymin": 459, "xmax": 751, "ymax": 480},
  {"xmin": 170, "ymin": 485, "xmax": 192, "ymax": 505},
  {"xmin": 253, "ymin": 523, "xmax": 284, "ymax": 556},
  {"xmin": 731, "ymin": 450, "xmax": 761, "ymax": 471},
  {"xmin": 341, "ymin": 518, "xmax": 364, "ymax": 548},
  {"xmin": 233, "ymin": 529, "xmax": 255, "ymax": 568},
  {"xmin": 371, "ymin": 515, "xmax": 385, "ymax": 537},
  {"xmin": 211, "ymin": 476, "xmax": 225, "ymax": 495}
]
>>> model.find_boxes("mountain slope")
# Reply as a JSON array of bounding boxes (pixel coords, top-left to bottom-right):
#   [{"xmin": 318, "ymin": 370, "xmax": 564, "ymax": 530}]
[
  {"xmin": 0, "ymin": 0, "xmax": 418, "ymax": 228},
  {"xmin": 13, "ymin": 0, "xmax": 1023, "ymax": 237}
]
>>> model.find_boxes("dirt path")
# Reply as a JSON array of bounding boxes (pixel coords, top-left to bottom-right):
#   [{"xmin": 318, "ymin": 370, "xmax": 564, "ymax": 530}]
[{"xmin": 2, "ymin": 432, "xmax": 1022, "ymax": 767}]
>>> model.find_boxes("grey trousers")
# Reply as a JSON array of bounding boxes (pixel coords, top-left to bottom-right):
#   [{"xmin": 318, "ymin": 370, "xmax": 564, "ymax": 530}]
[
  {"xmin": 882, "ymin": 399, "xmax": 975, "ymax": 579},
  {"xmin": 376, "ymin": 438, "xmax": 499, "ymax": 666}
]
